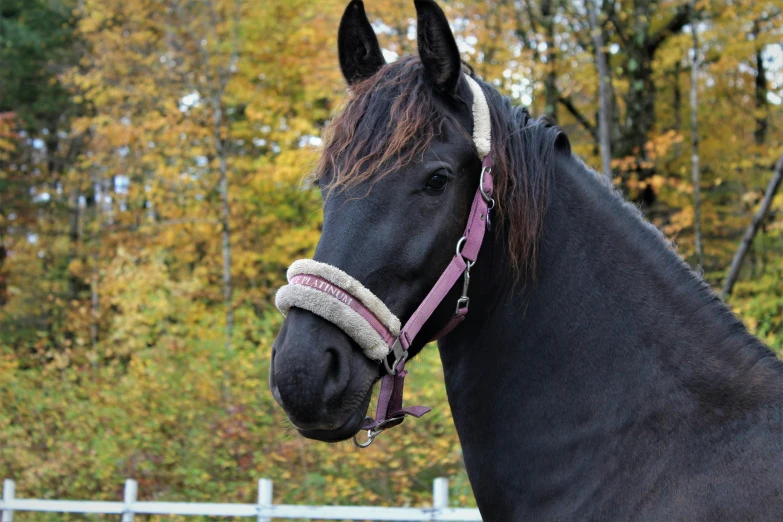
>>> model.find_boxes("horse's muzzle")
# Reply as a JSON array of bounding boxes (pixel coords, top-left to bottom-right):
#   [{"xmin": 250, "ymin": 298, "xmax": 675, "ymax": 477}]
[{"xmin": 270, "ymin": 308, "xmax": 378, "ymax": 440}]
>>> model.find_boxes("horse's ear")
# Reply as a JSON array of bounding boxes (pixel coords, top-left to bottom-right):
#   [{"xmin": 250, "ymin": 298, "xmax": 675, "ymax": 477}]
[
  {"xmin": 414, "ymin": 0, "xmax": 461, "ymax": 94},
  {"xmin": 338, "ymin": 0, "xmax": 386, "ymax": 86}
]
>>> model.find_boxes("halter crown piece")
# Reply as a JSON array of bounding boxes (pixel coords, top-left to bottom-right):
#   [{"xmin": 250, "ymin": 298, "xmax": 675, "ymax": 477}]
[{"xmin": 275, "ymin": 74, "xmax": 494, "ymax": 448}]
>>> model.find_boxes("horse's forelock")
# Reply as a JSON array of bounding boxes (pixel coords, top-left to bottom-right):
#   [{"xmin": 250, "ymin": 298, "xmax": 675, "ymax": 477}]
[{"xmin": 317, "ymin": 56, "xmax": 445, "ymax": 196}]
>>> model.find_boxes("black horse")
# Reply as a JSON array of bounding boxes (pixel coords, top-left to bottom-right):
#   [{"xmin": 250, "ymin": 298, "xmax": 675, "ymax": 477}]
[{"xmin": 270, "ymin": 0, "xmax": 783, "ymax": 518}]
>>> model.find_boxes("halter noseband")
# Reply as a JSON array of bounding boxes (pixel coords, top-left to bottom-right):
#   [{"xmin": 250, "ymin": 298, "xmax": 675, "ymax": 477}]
[{"xmin": 275, "ymin": 75, "xmax": 494, "ymax": 447}]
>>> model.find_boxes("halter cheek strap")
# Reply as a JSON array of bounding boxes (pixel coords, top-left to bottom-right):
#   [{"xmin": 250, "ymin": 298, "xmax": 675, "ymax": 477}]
[
  {"xmin": 354, "ymin": 153, "xmax": 493, "ymax": 445},
  {"xmin": 274, "ymin": 74, "xmax": 494, "ymax": 447}
]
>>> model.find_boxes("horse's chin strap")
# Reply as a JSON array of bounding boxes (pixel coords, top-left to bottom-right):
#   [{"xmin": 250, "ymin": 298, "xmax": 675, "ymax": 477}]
[{"xmin": 354, "ymin": 153, "xmax": 494, "ymax": 447}]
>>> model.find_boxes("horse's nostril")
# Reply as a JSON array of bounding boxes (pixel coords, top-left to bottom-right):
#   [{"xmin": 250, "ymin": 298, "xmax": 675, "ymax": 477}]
[
  {"xmin": 326, "ymin": 348, "xmax": 339, "ymax": 382},
  {"xmin": 323, "ymin": 347, "xmax": 352, "ymax": 409}
]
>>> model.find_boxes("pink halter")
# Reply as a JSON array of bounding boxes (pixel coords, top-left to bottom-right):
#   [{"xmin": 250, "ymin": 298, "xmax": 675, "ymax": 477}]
[
  {"xmin": 276, "ymin": 75, "xmax": 494, "ymax": 447},
  {"xmin": 352, "ymin": 153, "xmax": 494, "ymax": 446}
]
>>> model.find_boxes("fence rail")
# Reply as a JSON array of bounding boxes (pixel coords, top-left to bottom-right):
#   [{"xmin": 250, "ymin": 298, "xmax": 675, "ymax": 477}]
[{"xmin": 1, "ymin": 478, "xmax": 481, "ymax": 521}]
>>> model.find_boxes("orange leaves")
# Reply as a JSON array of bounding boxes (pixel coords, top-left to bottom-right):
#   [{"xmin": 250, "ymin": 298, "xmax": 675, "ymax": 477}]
[
  {"xmin": 645, "ymin": 130, "xmax": 684, "ymax": 162},
  {"xmin": 0, "ymin": 113, "xmax": 18, "ymax": 160}
]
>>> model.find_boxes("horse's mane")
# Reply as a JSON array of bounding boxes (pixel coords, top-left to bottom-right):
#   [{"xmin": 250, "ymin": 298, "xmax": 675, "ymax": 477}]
[
  {"xmin": 478, "ymin": 76, "xmax": 570, "ymax": 275},
  {"xmin": 317, "ymin": 55, "xmax": 569, "ymax": 276}
]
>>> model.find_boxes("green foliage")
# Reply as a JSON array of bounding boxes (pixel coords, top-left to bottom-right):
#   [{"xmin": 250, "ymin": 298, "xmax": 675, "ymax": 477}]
[
  {"xmin": 1, "ymin": 314, "xmax": 468, "ymax": 513},
  {"xmin": 0, "ymin": 0, "xmax": 79, "ymax": 131},
  {"xmin": 731, "ymin": 229, "xmax": 783, "ymax": 350}
]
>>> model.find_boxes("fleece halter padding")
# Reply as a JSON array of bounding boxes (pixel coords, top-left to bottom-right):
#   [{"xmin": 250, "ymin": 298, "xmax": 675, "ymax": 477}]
[
  {"xmin": 464, "ymin": 75, "xmax": 491, "ymax": 159},
  {"xmin": 275, "ymin": 259, "xmax": 401, "ymax": 361}
]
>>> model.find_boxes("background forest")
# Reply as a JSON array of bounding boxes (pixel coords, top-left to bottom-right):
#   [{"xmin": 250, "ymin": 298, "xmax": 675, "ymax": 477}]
[{"xmin": 1, "ymin": 0, "xmax": 782, "ymax": 512}]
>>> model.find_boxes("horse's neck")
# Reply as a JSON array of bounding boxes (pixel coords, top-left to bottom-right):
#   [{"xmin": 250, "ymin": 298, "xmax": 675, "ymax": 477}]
[{"xmin": 438, "ymin": 154, "xmax": 783, "ymax": 517}]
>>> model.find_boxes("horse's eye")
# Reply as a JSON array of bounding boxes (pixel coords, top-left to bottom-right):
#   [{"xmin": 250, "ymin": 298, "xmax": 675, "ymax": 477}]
[{"xmin": 424, "ymin": 172, "xmax": 449, "ymax": 194}]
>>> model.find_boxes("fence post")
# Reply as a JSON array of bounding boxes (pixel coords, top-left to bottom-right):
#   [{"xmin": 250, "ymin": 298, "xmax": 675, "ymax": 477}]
[
  {"xmin": 433, "ymin": 477, "xmax": 449, "ymax": 520},
  {"xmin": 2, "ymin": 479, "xmax": 15, "ymax": 522},
  {"xmin": 121, "ymin": 479, "xmax": 138, "ymax": 522},
  {"xmin": 257, "ymin": 478, "xmax": 273, "ymax": 522}
]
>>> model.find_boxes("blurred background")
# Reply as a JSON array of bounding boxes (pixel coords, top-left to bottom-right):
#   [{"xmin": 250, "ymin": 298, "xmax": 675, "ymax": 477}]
[{"xmin": 1, "ymin": 0, "xmax": 781, "ymax": 513}]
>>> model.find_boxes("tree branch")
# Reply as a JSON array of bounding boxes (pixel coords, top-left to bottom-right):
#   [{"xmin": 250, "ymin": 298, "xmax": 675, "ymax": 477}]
[
  {"xmin": 606, "ymin": 9, "xmax": 628, "ymax": 46},
  {"xmin": 755, "ymin": 8, "xmax": 782, "ymax": 26},
  {"xmin": 647, "ymin": 3, "xmax": 693, "ymax": 55},
  {"xmin": 587, "ymin": 0, "xmax": 612, "ymax": 177},
  {"xmin": 557, "ymin": 95, "xmax": 598, "ymax": 141},
  {"xmin": 722, "ymin": 154, "xmax": 783, "ymax": 297},
  {"xmin": 689, "ymin": 1, "xmax": 704, "ymax": 266}
]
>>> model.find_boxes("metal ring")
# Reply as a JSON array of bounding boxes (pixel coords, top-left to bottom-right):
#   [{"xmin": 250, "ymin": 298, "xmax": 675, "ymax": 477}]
[
  {"xmin": 480, "ymin": 167, "xmax": 493, "ymax": 203},
  {"xmin": 352, "ymin": 416, "xmax": 377, "ymax": 448},
  {"xmin": 383, "ymin": 349, "xmax": 407, "ymax": 376},
  {"xmin": 351, "ymin": 415, "xmax": 406, "ymax": 448},
  {"xmin": 455, "ymin": 236, "xmax": 467, "ymax": 257},
  {"xmin": 352, "ymin": 429, "xmax": 377, "ymax": 448}
]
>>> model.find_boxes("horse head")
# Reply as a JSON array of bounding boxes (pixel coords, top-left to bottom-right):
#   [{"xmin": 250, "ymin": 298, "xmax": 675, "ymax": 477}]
[{"xmin": 270, "ymin": 0, "xmax": 486, "ymax": 442}]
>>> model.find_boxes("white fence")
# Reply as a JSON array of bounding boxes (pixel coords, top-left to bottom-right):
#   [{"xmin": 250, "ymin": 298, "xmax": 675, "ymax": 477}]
[{"xmin": 1, "ymin": 477, "xmax": 481, "ymax": 521}]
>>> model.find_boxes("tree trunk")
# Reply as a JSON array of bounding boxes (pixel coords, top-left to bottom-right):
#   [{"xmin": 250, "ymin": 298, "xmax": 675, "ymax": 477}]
[
  {"xmin": 616, "ymin": 3, "xmax": 693, "ymax": 205},
  {"xmin": 616, "ymin": 0, "xmax": 655, "ymax": 164},
  {"xmin": 673, "ymin": 62, "xmax": 682, "ymax": 159},
  {"xmin": 753, "ymin": 20, "xmax": 768, "ymax": 147},
  {"xmin": 588, "ymin": 0, "xmax": 612, "ymax": 178},
  {"xmin": 201, "ymin": 0, "xmax": 235, "ymax": 357},
  {"xmin": 0, "ymin": 232, "xmax": 6, "ymax": 307},
  {"xmin": 218, "ymin": 127, "xmax": 233, "ymax": 355},
  {"xmin": 89, "ymin": 171, "xmax": 102, "ymax": 351},
  {"xmin": 0, "ymin": 183, "xmax": 6, "ymax": 307},
  {"xmin": 722, "ymin": 154, "xmax": 783, "ymax": 298},
  {"xmin": 689, "ymin": 11, "xmax": 704, "ymax": 267},
  {"xmin": 209, "ymin": 92, "xmax": 233, "ymax": 357},
  {"xmin": 67, "ymin": 189, "xmax": 82, "ymax": 300},
  {"xmin": 541, "ymin": 0, "xmax": 558, "ymax": 122},
  {"xmin": 90, "ymin": 246, "xmax": 99, "ymax": 351}
]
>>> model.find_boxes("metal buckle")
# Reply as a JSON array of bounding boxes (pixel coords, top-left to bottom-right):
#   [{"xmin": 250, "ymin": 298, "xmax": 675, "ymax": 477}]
[
  {"xmin": 462, "ymin": 262, "xmax": 473, "ymax": 293},
  {"xmin": 480, "ymin": 166, "xmax": 495, "ymax": 205},
  {"xmin": 455, "ymin": 263, "xmax": 472, "ymax": 314},
  {"xmin": 383, "ymin": 338, "xmax": 407, "ymax": 376},
  {"xmin": 454, "ymin": 259, "xmax": 473, "ymax": 315},
  {"xmin": 352, "ymin": 415, "xmax": 406, "ymax": 448}
]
